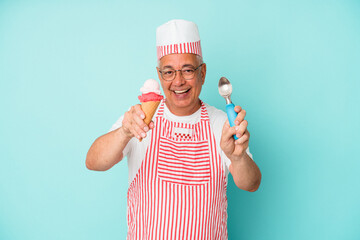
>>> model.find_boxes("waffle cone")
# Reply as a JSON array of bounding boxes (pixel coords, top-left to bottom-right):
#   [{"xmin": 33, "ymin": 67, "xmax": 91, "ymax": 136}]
[{"xmin": 141, "ymin": 101, "xmax": 161, "ymax": 125}]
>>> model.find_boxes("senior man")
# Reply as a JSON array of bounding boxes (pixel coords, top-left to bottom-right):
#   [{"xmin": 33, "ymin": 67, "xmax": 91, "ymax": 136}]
[{"xmin": 86, "ymin": 19, "xmax": 261, "ymax": 239}]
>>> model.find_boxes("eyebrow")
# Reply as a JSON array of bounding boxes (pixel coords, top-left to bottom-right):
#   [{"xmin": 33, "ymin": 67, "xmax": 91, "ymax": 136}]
[{"xmin": 161, "ymin": 64, "xmax": 196, "ymax": 69}]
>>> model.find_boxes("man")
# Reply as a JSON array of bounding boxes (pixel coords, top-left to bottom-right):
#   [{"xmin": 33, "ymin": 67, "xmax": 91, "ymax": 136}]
[{"xmin": 86, "ymin": 19, "xmax": 261, "ymax": 239}]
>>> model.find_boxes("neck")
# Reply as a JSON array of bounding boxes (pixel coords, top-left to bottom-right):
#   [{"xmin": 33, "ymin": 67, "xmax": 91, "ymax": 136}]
[{"xmin": 165, "ymin": 99, "xmax": 201, "ymax": 116}]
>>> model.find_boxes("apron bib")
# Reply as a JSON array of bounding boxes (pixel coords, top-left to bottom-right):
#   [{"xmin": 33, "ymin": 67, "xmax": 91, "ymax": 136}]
[{"xmin": 127, "ymin": 100, "xmax": 228, "ymax": 240}]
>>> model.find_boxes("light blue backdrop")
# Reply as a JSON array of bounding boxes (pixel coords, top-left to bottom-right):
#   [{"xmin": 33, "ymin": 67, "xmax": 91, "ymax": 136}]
[{"xmin": 1, "ymin": 0, "xmax": 359, "ymax": 239}]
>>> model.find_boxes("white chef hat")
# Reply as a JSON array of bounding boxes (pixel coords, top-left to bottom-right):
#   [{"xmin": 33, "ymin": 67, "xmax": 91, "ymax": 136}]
[{"xmin": 156, "ymin": 19, "xmax": 202, "ymax": 60}]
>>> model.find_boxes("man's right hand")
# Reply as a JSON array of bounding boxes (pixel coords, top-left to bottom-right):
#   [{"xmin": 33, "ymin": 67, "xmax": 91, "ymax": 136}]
[
  {"xmin": 121, "ymin": 104, "xmax": 154, "ymax": 141},
  {"xmin": 86, "ymin": 104, "xmax": 153, "ymax": 171}
]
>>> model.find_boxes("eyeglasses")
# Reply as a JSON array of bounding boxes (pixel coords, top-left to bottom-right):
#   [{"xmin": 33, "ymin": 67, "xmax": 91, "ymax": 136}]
[{"xmin": 158, "ymin": 63, "xmax": 204, "ymax": 81}]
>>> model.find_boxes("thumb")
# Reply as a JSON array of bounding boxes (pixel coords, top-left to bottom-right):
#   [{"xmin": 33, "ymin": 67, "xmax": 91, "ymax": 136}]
[
  {"xmin": 222, "ymin": 120, "xmax": 235, "ymax": 141},
  {"xmin": 222, "ymin": 119, "xmax": 230, "ymax": 131}
]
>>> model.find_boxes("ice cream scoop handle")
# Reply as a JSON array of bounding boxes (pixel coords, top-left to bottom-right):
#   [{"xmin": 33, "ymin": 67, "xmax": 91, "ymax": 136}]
[{"xmin": 226, "ymin": 103, "xmax": 239, "ymax": 140}]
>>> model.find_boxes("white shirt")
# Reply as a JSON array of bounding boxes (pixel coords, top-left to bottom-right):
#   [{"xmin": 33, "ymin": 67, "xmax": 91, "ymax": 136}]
[{"xmin": 110, "ymin": 102, "xmax": 253, "ymax": 185}]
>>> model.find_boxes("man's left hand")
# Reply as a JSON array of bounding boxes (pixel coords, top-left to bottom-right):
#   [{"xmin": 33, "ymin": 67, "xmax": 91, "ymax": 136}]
[{"xmin": 220, "ymin": 106, "xmax": 250, "ymax": 161}]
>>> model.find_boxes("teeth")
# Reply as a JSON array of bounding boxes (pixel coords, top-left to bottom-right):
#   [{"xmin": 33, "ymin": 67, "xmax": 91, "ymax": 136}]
[{"xmin": 174, "ymin": 89, "xmax": 189, "ymax": 94}]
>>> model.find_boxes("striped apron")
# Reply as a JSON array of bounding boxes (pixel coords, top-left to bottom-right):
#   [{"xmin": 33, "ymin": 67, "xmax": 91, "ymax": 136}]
[{"xmin": 127, "ymin": 100, "xmax": 228, "ymax": 240}]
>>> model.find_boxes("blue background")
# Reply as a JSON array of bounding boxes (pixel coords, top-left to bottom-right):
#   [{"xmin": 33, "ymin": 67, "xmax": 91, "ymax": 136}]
[{"xmin": 1, "ymin": 0, "xmax": 359, "ymax": 239}]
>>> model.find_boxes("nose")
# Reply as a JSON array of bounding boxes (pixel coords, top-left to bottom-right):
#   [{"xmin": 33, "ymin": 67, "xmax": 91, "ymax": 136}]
[{"xmin": 172, "ymin": 70, "xmax": 186, "ymax": 86}]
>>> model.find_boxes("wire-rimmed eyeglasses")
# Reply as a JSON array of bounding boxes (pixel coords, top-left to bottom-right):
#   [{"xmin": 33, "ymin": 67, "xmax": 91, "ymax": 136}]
[{"xmin": 158, "ymin": 63, "xmax": 204, "ymax": 81}]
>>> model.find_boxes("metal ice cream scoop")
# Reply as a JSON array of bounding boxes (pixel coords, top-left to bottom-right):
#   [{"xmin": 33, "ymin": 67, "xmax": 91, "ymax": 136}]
[{"xmin": 218, "ymin": 77, "xmax": 238, "ymax": 140}]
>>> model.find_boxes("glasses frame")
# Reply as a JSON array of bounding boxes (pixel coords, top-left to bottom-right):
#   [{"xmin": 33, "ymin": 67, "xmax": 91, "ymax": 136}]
[{"xmin": 158, "ymin": 63, "xmax": 204, "ymax": 82}]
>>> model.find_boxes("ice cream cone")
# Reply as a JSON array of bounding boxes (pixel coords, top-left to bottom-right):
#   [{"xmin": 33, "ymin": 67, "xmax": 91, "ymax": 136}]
[
  {"xmin": 138, "ymin": 79, "xmax": 163, "ymax": 141},
  {"xmin": 141, "ymin": 100, "xmax": 161, "ymax": 125}
]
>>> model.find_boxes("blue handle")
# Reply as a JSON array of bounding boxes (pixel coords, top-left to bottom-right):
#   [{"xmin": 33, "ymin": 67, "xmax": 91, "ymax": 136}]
[{"xmin": 226, "ymin": 103, "xmax": 238, "ymax": 140}]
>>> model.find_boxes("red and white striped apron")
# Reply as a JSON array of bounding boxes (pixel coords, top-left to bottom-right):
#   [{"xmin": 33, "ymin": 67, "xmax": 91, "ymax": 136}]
[{"xmin": 127, "ymin": 100, "xmax": 228, "ymax": 239}]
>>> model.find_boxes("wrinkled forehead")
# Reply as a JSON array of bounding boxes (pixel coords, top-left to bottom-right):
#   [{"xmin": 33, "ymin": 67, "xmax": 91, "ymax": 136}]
[{"xmin": 158, "ymin": 53, "xmax": 201, "ymax": 68}]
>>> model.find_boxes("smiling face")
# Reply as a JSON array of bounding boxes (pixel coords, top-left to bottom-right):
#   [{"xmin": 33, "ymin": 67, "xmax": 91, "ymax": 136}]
[{"xmin": 157, "ymin": 53, "xmax": 206, "ymax": 116}]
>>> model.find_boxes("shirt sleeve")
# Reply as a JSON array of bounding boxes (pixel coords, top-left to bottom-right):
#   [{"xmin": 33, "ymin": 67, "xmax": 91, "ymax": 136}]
[
  {"xmin": 109, "ymin": 115, "xmax": 124, "ymax": 132},
  {"xmin": 108, "ymin": 115, "xmax": 132, "ymax": 157}
]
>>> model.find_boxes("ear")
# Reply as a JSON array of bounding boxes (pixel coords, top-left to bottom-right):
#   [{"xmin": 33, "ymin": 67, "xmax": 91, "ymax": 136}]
[
  {"xmin": 200, "ymin": 63, "xmax": 207, "ymax": 85},
  {"xmin": 156, "ymin": 67, "xmax": 162, "ymax": 81}
]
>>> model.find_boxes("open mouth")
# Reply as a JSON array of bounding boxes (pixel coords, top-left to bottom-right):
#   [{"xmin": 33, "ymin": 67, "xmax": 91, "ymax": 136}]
[{"xmin": 173, "ymin": 89, "xmax": 191, "ymax": 94}]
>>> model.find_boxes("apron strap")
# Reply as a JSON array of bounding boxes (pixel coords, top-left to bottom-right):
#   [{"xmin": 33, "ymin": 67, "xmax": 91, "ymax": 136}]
[
  {"xmin": 200, "ymin": 100, "xmax": 210, "ymax": 121},
  {"xmin": 155, "ymin": 99, "xmax": 166, "ymax": 118}
]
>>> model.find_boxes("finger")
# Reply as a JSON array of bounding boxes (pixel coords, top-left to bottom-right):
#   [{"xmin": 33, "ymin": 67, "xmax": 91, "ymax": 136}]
[
  {"xmin": 131, "ymin": 106, "xmax": 148, "ymax": 132},
  {"xmin": 129, "ymin": 128, "xmax": 140, "ymax": 140},
  {"xmin": 133, "ymin": 104, "xmax": 145, "ymax": 120},
  {"xmin": 234, "ymin": 105, "xmax": 242, "ymax": 113},
  {"xmin": 235, "ymin": 131, "xmax": 249, "ymax": 145},
  {"xmin": 124, "ymin": 106, "xmax": 147, "ymax": 139},
  {"xmin": 129, "ymin": 123, "xmax": 141, "ymax": 140},
  {"xmin": 234, "ymin": 109, "xmax": 246, "ymax": 125},
  {"xmin": 149, "ymin": 121, "xmax": 155, "ymax": 129},
  {"xmin": 222, "ymin": 120, "xmax": 236, "ymax": 140},
  {"xmin": 132, "ymin": 115, "xmax": 148, "ymax": 134},
  {"xmin": 235, "ymin": 120, "xmax": 248, "ymax": 138},
  {"xmin": 223, "ymin": 119, "xmax": 230, "ymax": 129},
  {"xmin": 131, "ymin": 122, "xmax": 146, "ymax": 140},
  {"xmin": 126, "ymin": 106, "xmax": 142, "ymax": 126},
  {"xmin": 221, "ymin": 119, "xmax": 229, "ymax": 133}
]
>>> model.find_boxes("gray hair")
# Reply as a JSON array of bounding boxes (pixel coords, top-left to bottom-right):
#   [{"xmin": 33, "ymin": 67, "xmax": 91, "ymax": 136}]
[{"xmin": 157, "ymin": 55, "xmax": 203, "ymax": 68}]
